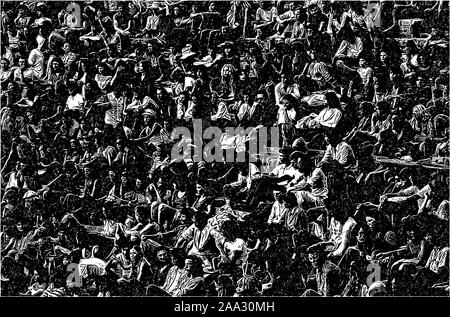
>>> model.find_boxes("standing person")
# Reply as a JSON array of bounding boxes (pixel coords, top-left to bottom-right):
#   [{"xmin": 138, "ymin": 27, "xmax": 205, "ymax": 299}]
[
  {"xmin": 302, "ymin": 242, "xmax": 343, "ymax": 296},
  {"xmin": 357, "ymin": 56, "xmax": 374, "ymax": 101},
  {"xmin": 373, "ymin": 51, "xmax": 391, "ymax": 96},
  {"xmin": 277, "ymin": 94, "xmax": 299, "ymax": 147}
]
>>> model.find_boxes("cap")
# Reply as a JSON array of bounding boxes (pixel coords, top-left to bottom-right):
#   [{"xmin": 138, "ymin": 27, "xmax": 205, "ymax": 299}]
[
  {"xmin": 306, "ymin": 241, "xmax": 333, "ymax": 254},
  {"xmin": 292, "ymin": 137, "xmax": 309, "ymax": 154},
  {"xmin": 218, "ymin": 41, "xmax": 234, "ymax": 48}
]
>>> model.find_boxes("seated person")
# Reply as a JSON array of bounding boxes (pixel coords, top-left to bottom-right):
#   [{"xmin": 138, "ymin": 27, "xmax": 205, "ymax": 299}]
[{"xmin": 175, "ymin": 210, "xmax": 227, "ymax": 272}]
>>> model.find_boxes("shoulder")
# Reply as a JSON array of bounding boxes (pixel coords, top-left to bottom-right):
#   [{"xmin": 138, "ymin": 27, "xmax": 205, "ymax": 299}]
[
  {"xmin": 339, "ymin": 141, "xmax": 352, "ymax": 149},
  {"xmin": 323, "ymin": 260, "xmax": 341, "ymax": 274}
]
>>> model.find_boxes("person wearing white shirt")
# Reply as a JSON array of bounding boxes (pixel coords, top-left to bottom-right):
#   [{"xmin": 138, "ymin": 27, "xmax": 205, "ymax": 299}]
[
  {"xmin": 27, "ymin": 48, "xmax": 45, "ymax": 79},
  {"xmin": 66, "ymin": 85, "xmax": 86, "ymax": 113}
]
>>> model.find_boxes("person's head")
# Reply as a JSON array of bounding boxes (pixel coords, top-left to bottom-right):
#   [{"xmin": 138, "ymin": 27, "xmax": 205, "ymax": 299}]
[
  {"xmin": 280, "ymin": 94, "xmax": 295, "ymax": 109},
  {"xmin": 170, "ymin": 248, "xmax": 187, "ymax": 267},
  {"xmin": 405, "ymin": 222, "xmax": 421, "ymax": 243},
  {"xmin": 356, "ymin": 227, "xmax": 366, "ymax": 244},
  {"xmin": 195, "ymin": 182, "xmax": 206, "ymax": 196},
  {"xmin": 173, "ymin": 5, "xmax": 181, "ymax": 16},
  {"xmin": 156, "ymin": 88, "xmax": 164, "ymax": 101},
  {"xmin": 221, "ymin": 25, "xmax": 229, "ymax": 34},
  {"xmin": 18, "ymin": 57, "xmax": 26, "ymax": 68},
  {"xmin": 296, "ymin": 153, "xmax": 314, "ymax": 174},
  {"xmin": 128, "ymin": 1, "xmax": 137, "ymax": 13},
  {"xmin": 18, "ymin": 4, "xmax": 26, "ymax": 16},
  {"xmin": 412, "ymin": 104, "xmax": 426, "ymax": 119},
  {"xmin": 307, "ymin": 243, "xmax": 326, "ymax": 269},
  {"xmin": 117, "ymin": 2, "xmax": 126, "ymax": 13},
  {"xmin": 51, "ymin": 59, "xmax": 62, "ymax": 71},
  {"xmin": 308, "ymin": 3, "xmax": 319, "ymax": 14},
  {"xmin": 401, "ymin": 48, "xmax": 412, "ymax": 62},
  {"xmin": 380, "ymin": 51, "xmax": 388, "ymax": 63},
  {"xmin": 174, "ymin": 208, "xmax": 189, "ymax": 226},
  {"xmin": 221, "ymin": 64, "xmax": 234, "ymax": 79},
  {"xmin": 121, "ymin": 171, "xmax": 130, "ymax": 186},
  {"xmin": 137, "ymin": 60, "xmax": 148, "ymax": 73},
  {"xmin": 255, "ymin": 90, "xmax": 268, "ymax": 106},
  {"xmin": 306, "ymin": 24, "xmax": 316, "ymax": 38},
  {"xmin": 115, "ymin": 138, "xmax": 125, "ymax": 151},
  {"xmin": 225, "ymin": 45, "xmax": 234, "ymax": 57},
  {"xmin": 36, "ymin": 3, "xmax": 46, "ymax": 17},
  {"xmin": 417, "ymin": 54, "xmax": 426, "ymax": 66},
  {"xmin": 325, "ymin": 132, "xmax": 341, "ymax": 147},
  {"xmin": 358, "ymin": 102, "xmax": 374, "ymax": 118},
  {"xmin": 155, "ymin": 247, "xmax": 169, "ymax": 264},
  {"xmin": 359, "ymin": 57, "xmax": 368, "ymax": 68},
  {"xmin": 1, "ymin": 58, "xmax": 10, "ymax": 70},
  {"xmin": 63, "ymin": 42, "xmax": 71, "ymax": 53},
  {"xmin": 280, "ymin": 192, "xmax": 297, "ymax": 209},
  {"xmin": 154, "ymin": 177, "xmax": 163, "ymax": 189},
  {"xmin": 214, "ymin": 275, "xmax": 234, "ymax": 296},
  {"xmin": 25, "ymin": 109, "xmax": 35, "ymax": 122},
  {"xmin": 389, "ymin": 67, "xmax": 402, "ymax": 83},
  {"xmin": 375, "ymin": 100, "xmax": 390, "ymax": 117},
  {"xmin": 129, "ymin": 246, "xmax": 141, "ymax": 262},
  {"xmin": 238, "ymin": 69, "xmax": 248, "ymax": 82},
  {"xmin": 62, "ymin": 255, "xmax": 70, "ymax": 266},
  {"xmin": 306, "ymin": 48, "xmax": 317, "ymax": 61},
  {"xmin": 325, "ymin": 90, "xmax": 339, "ymax": 108},
  {"xmin": 415, "ymin": 76, "xmax": 425, "ymax": 88},
  {"xmin": 278, "ymin": 146, "xmax": 293, "ymax": 165},
  {"xmin": 135, "ymin": 178, "xmax": 144, "ymax": 191},
  {"xmin": 178, "ymin": 91, "xmax": 188, "ymax": 104},
  {"xmin": 294, "ymin": 9, "xmax": 305, "ymax": 22},
  {"xmin": 193, "ymin": 210, "xmax": 208, "ymax": 230},
  {"xmin": 184, "ymin": 255, "xmax": 202, "ymax": 276},
  {"xmin": 84, "ymin": 166, "xmax": 92, "ymax": 179},
  {"xmin": 97, "ymin": 62, "xmax": 107, "ymax": 75},
  {"xmin": 67, "ymin": 83, "xmax": 77, "ymax": 96},
  {"xmin": 119, "ymin": 246, "xmax": 129, "ymax": 259},
  {"xmin": 69, "ymin": 138, "xmax": 78, "ymax": 149},
  {"xmin": 16, "ymin": 219, "xmax": 25, "ymax": 232},
  {"xmin": 107, "ymin": 170, "xmax": 116, "ymax": 183}
]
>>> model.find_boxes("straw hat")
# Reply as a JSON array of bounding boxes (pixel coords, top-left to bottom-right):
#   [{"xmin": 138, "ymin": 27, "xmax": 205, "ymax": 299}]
[{"xmin": 180, "ymin": 44, "xmax": 197, "ymax": 60}]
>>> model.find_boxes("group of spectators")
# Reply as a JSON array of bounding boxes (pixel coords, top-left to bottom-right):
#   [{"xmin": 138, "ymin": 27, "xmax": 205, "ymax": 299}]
[{"xmin": 0, "ymin": 0, "xmax": 449, "ymax": 297}]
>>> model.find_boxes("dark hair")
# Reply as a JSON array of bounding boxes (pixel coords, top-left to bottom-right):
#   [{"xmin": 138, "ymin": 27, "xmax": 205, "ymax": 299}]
[
  {"xmin": 280, "ymin": 192, "xmax": 297, "ymax": 206},
  {"xmin": 376, "ymin": 100, "xmax": 391, "ymax": 113},
  {"xmin": 184, "ymin": 255, "xmax": 203, "ymax": 276},
  {"xmin": 389, "ymin": 66, "xmax": 402, "ymax": 77},
  {"xmin": 325, "ymin": 91, "xmax": 339, "ymax": 107}
]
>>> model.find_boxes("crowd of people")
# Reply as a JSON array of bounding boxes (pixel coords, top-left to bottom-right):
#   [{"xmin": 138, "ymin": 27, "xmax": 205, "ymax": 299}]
[{"xmin": 0, "ymin": 0, "xmax": 449, "ymax": 297}]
